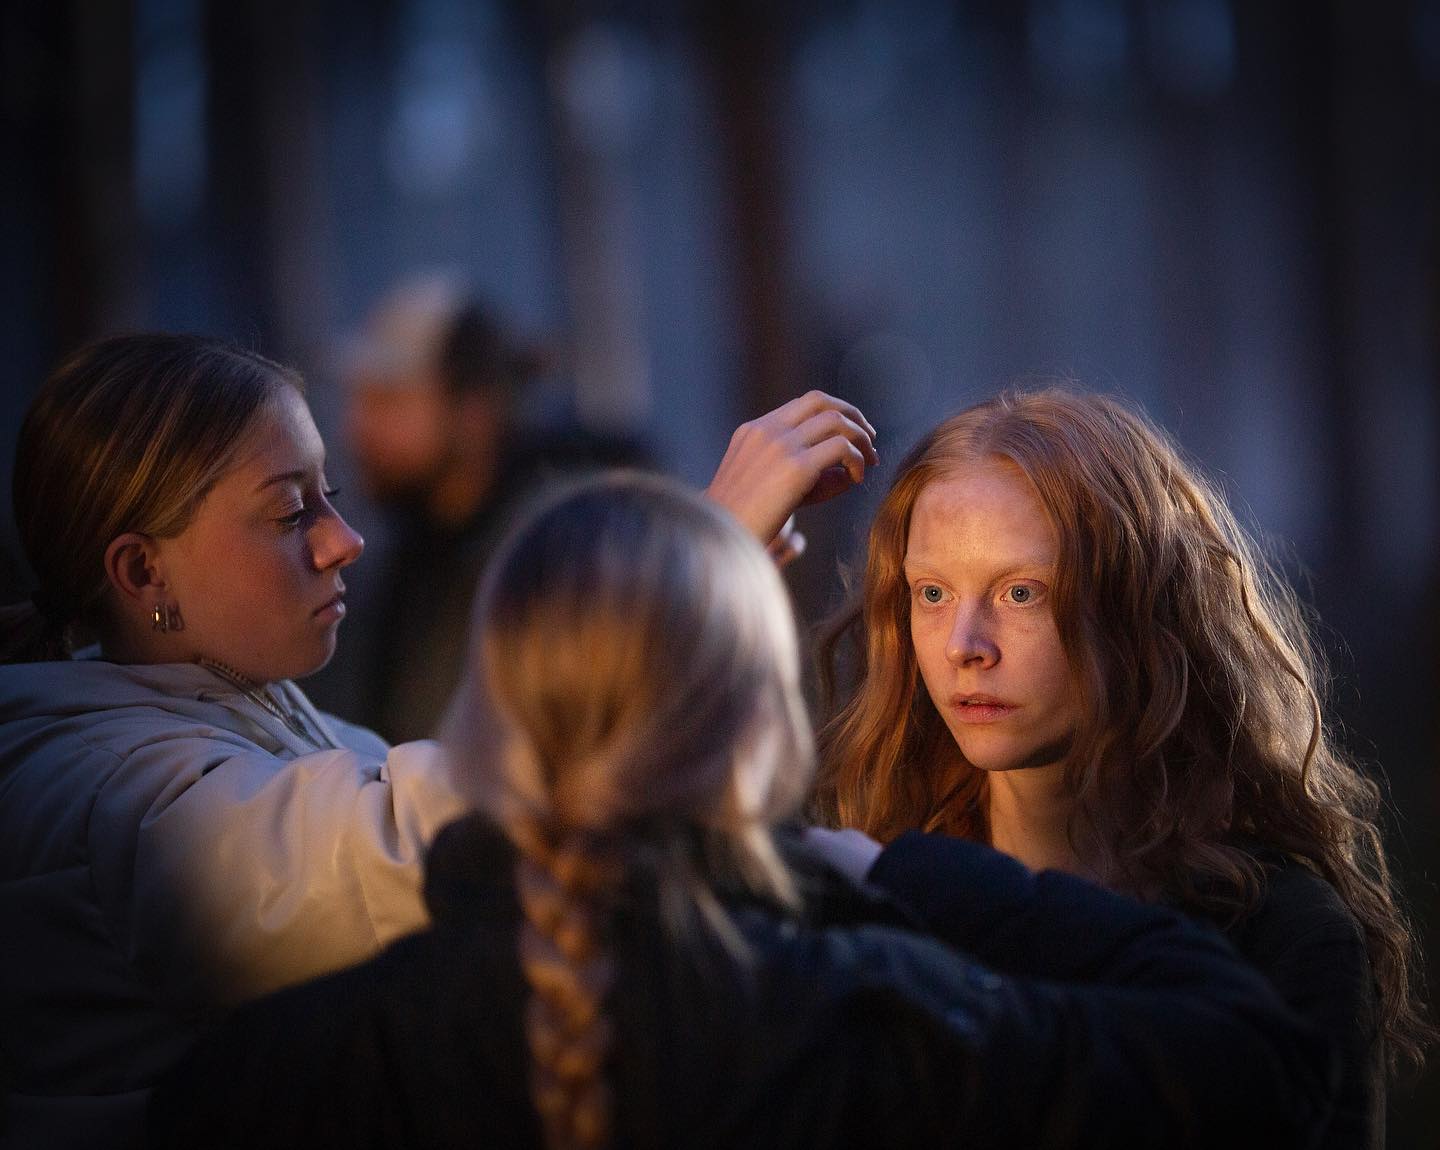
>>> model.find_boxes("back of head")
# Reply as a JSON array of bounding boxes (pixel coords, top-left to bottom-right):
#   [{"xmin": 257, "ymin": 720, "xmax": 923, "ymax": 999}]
[
  {"xmin": 4, "ymin": 333, "xmax": 299, "ymax": 662},
  {"xmin": 340, "ymin": 278, "xmax": 539, "ymax": 513},
  {"xmin": 451, "ymin": 472, "xmax": 813, "ymax": 1150}
]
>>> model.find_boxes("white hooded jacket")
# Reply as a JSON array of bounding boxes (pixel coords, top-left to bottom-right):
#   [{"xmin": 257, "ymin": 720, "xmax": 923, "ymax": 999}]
[{"xmin": 0, "ymin": 659, "xmax": 469, "ymax": 1149}]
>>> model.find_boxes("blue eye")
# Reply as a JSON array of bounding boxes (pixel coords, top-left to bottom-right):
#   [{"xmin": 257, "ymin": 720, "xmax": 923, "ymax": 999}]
[
  {"xmin": 1005, "ymin": 584, "xmax": 1042, "ymax": 605},
  {"xmin": 920, "ymin": 585, "xmax": 944, "ymax": 604}
]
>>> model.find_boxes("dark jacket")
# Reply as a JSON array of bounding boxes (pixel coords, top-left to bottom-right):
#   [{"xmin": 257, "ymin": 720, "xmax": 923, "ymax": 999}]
[
  {"xmin": 868, "ymin": 833, "xmax": 1378, "ymax": 1150},
  {"xmin": 1226, "ymin": 862, "xmax": 1382, "ymax": 1150},
  {"xmin": 150, "ymin": 817, "xmax": 1334, "ymax": 1149}
]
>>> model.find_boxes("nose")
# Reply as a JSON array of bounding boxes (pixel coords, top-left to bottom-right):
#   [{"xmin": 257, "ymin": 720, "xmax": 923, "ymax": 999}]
[
  {"xmin": 312, "ymin": 510, "xmax": 365, "ymax": 571},
  {"xmin": 945, "ymin": 603, "xmax": 999, "ymax": 669}
]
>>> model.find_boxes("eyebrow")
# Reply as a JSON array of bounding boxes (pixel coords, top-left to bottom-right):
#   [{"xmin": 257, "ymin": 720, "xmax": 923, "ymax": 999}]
[
  {"xmin": 252, "ymin": 465, "xmax": 328, "ymax": 495},
  {"xmin": 253, "ymin": 471, "xmax": 305, "ymax": 494}
]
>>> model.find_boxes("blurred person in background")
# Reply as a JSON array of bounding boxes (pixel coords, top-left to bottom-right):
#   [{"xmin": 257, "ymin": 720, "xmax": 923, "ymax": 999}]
[{"xmin": 333, "ymin": 276, "xmax": 650, "ymax": 743}]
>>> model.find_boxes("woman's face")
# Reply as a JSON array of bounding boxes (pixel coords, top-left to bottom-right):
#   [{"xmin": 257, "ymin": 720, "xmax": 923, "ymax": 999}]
[
  {"xmin": 904, "ymin": 457, "xmax": 1080, "ymax": 774},
  {"xmin": 156, "ymin": 387, "xmax": 364, "ymax": 682}
]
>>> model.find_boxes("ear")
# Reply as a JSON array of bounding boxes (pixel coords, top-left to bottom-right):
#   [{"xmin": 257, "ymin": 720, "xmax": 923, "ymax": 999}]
[{"xmin": 103, "ymin": 532, "xmax": 166, "ymax": 608}]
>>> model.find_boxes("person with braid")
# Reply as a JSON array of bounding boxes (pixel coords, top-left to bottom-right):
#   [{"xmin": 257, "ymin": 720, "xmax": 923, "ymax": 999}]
[{"xmin": 151, "ymin": 473, "xmax": 1334, "ymax": 1149}]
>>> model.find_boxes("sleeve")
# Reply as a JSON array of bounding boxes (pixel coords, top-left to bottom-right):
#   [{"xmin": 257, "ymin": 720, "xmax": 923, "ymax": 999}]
[
  {"xmin": 91, "ymin": 733, "xmax": 471, "ymax": 1007},
  {"xmin": 869, "ymin": 830, "xmax": 1204, "ymax": 979},
  {"xmin": 862, "ymin": 832, "xmax": 1339, "ymax": 1147}
]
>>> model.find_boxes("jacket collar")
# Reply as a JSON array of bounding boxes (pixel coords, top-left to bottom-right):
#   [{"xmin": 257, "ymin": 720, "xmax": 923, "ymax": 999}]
[{"xmin": 421, "ymin": 813, "xmax": 923, "ymax": 935}]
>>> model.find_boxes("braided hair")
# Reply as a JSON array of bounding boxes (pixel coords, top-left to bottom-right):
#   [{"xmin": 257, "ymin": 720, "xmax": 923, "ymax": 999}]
[{"xmin": 454, "ymin": 473, "xmax": 815, "ymax": 1149}]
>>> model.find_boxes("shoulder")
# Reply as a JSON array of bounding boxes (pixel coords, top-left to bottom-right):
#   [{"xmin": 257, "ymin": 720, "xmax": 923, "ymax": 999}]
[
  {"xmin": 1223, "ymin": 859, "xmax": 1379, "ymax": 1105},
  {"xmin": 1230, "ymin": 859, "xmax": 1367, "ymax": 968},
  {"xmin": 1224, "ymin": 863, "xmax": 1385, "ymax": 1150},
  {"xmin": 0, "ymin": 664, "xmax": 286, "ymax": 858},
  {"xmin": 422, "ymin": 813, "xmax": 521, "ymax": 927},
  {"xmin": 1225, "ymin": 858, "xmax": 1374, "ymax": 1016}
]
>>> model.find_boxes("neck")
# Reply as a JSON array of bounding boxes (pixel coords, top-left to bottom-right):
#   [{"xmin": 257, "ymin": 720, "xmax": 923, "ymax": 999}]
[
  {"xmin": 199, "ymin": 656, "xmax": 269, "ymax": 689},
  {"xmin": 984, "ymin": 764, "xmax": 1093, "ymax": 879}
]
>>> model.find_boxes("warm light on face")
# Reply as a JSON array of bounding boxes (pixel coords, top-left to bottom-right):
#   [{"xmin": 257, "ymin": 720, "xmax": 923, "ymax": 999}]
[
  {"xmin": 156, "ymin": 388, "xmax": 365, "ymax": 683},
  {"xmin": 904, "ymin": 457, "xmax": 1081, "ymax": 775}
]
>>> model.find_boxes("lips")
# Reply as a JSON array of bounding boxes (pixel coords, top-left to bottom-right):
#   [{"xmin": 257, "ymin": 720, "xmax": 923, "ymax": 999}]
[
  {"xmin": 947, "ymin": 693, "xmax": 1017, "ymax": 722},
  {"xmin": 314, "ymin": 588, "xmax": 347, "ymax": 617}
]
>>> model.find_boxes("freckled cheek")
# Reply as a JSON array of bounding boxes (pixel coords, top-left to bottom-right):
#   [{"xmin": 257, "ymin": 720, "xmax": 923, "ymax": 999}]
[
  {"xmin": 909, "ymin": 620, "xmax": 948, "ymax": 677},
  {"xmin": 1032, "ymin": 649, "xmax": 1081, "ymax": 719}
]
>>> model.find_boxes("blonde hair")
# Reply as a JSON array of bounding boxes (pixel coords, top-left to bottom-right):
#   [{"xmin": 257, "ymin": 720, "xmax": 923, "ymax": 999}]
[
  {"xmin": 451, "ymin": 473, "xmax": 813, "ymax": 1150},
  {"xmin": 816, "ymin": 386, "xmax": 1430, "ymax": 1071}
]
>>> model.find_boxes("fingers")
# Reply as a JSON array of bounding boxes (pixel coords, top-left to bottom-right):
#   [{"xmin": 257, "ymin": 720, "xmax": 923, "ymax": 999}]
[
  {"xmin": 792, "ymin": 407, "xmax": 879, "ymax": 469},
  {"xmin": 802, "ymin": 464, "xmax": 862, "ymax": 508},
  {"xmin": 704, "ymin": 390, "xmax": 877, "ymax": 545},
  {"xmin": 774, "ymin": 390, "xmax": 878, "ymax": 444},
  {"xmin": 800, "ymin": 436, "xmax": 869, "ymax": 493}
]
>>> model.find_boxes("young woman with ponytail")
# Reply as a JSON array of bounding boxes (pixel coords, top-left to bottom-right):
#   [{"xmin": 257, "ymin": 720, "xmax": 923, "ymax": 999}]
[
  {"xmin": 0, "ymin": 335, "xmax": 473, "ymax": 1150},
  {"xmin": 0, "ymin": 346, "xmax": 871, "ymax": 1150},
  {"xmin": 151, "ymin": 473, "xmax": 1334, "ymax": 1149}
]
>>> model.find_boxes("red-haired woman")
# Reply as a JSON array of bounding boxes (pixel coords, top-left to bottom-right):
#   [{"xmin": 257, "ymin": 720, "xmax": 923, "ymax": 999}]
[{"xmin": 764, "ymin": 388, "xmax": 1430, "ymax": 1149}]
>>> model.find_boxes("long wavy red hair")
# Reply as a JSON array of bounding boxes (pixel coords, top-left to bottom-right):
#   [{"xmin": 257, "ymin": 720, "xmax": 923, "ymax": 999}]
[{"xmin": 815, "ymin": 387, "xmax": 1430, "ymax": 1070}]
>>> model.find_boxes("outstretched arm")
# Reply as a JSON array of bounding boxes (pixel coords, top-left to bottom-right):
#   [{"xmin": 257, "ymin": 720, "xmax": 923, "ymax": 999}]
[{"xmin": 831, "ymin": 831, "xmax": 1339, "ymax": 1147}]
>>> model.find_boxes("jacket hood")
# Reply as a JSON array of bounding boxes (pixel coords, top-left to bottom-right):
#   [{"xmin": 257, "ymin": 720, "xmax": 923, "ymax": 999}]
[
  {"xmin": 0, "ymin": 659, "xmax": 361, "ymax": 762},
  {"xmin": 0, "ymin": 659, "xmax": 240, "ymax": 724}
]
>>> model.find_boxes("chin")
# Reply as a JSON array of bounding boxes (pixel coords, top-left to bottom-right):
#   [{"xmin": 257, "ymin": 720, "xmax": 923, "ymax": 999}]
[
  {"xmin": 270, "ymin": 634, "xmax": 340, "ymax": 683},
  {"xmin": 294, "ymin": 642, "xmax": 339, "ymax": 680},
  {"xmin": 956, "ymin": 736, "xmax": 1074, "ymax": 775}
]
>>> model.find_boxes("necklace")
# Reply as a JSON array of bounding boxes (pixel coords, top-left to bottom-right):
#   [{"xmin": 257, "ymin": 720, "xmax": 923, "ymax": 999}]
[{"xmin": 198, "ymin": 658, "xmax": 335, "ymax": 749}]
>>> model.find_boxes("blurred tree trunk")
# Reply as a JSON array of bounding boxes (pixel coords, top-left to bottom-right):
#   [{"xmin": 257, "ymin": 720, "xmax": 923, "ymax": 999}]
[
  {"xmin": 205, "ymin": 0, "xmax": 331, "ymax": 371},
  {"xmin": 54, "ymin": 0, "xmax": 142, "ymax": 352}
]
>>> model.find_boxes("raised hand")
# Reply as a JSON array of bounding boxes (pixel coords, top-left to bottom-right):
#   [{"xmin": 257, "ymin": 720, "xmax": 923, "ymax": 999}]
[{"xmin": 704, "ymin": 391, "xmax": 877, "ymax": 546}]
